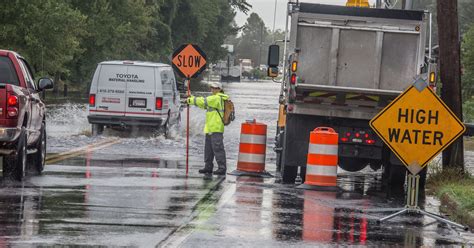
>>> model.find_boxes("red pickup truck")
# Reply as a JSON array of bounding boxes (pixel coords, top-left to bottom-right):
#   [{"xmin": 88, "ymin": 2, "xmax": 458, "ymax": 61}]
[{"xmin": 0, "ymin": 50, "xmax": 53, "ymax": 181}]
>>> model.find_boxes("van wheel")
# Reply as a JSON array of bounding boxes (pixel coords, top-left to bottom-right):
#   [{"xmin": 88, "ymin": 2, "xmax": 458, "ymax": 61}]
[
  {"xmin": 4, "ymin": 128, "xmax": 27, "ymax": 181},
  {"xmin": 92, "ymin": 124, "xmax": 104, "ymax": 136},
  {"xmin": 33, "ymin": 123, "xmax": 46, "ymax": 174},
  {"xmin": 160, "ymin": 119, "xmax": 169, "ymax": 138}
]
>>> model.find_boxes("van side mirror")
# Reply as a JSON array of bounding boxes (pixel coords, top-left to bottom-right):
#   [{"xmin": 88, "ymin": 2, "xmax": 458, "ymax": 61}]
[
  {"xmin": 268, "ymin": 67, "xmax": 279, "ymax": 78},
  {"xmin": 38, "ymin": 78, "xmax": 54, "ymax": 91},
  {"xmin": 267, "ymin": 45, "xmax": 280, "ymax": 67}
]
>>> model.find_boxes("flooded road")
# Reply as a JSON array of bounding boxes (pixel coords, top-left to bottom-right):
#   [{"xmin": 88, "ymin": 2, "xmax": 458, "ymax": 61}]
[{"xmin": 0, "ymin": 80, "xmax": 473, "ymax": 247}]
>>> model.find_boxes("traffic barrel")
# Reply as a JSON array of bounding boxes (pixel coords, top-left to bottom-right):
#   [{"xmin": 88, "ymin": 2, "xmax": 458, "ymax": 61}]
[
  {"xmin": 299, "ymin": 127, "xmax": 339, "ymax": 191},
  {"xmin": 228, "ymin": 119, "xmax": 272, "ymax": 177}
]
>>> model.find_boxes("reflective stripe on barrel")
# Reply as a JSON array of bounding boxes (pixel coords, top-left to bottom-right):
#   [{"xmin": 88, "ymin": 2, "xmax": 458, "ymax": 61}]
[
  {"xmin": 305, "ymin": 127, "xmax": 338, "ymax": 187},
  {"xmin": 237, "ymin": 121, "xmax": 267, "ymax": 173}
]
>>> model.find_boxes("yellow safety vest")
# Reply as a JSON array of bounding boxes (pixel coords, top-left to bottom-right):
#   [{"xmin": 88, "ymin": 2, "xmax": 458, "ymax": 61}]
[{"xmin": 188, "ymin": 92, "xmax": 229, "ymax": 134}]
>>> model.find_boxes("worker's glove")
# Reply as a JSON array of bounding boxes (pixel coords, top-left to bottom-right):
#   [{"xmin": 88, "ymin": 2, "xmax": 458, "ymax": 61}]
[
  {"xmin": 180, "ymin": 98, "xmax": 189, "ymax": 105},
  {"xmin": 186, "ymin": 96, "xmax": 194, "ymax": 105}
]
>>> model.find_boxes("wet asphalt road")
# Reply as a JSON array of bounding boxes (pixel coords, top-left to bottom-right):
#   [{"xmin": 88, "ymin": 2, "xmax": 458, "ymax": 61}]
[{"xmin": 0, "ymin": 80, "xmax": 473, "ymax": 247}]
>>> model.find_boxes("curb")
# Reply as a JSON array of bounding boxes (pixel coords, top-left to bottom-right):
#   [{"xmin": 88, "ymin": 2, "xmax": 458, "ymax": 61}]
[{"xmin": 439, "ymin": 192, "xmax": 474, "ymax": 230}]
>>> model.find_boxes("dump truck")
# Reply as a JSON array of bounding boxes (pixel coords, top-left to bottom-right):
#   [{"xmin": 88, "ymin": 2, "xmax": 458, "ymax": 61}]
[{"xmin": 267, "ymin": 2, "xmax": 436, "ymax": 189}]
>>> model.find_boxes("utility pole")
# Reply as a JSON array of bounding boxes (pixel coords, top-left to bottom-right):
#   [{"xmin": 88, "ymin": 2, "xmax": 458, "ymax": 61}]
[{"xmin": 437, "ymin": 0, "xmax": 465, "ymax": 170}]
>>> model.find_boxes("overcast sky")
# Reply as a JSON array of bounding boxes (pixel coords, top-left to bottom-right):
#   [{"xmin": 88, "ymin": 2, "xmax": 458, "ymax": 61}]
[{"xmin": 235, "ymin": 0, "xmax": 376, "ymax": 31}]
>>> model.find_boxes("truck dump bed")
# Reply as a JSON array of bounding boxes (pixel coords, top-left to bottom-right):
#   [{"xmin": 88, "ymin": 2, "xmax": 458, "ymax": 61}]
[{"xmin": 288, "ymin": 3, "xmax": 428, "ymax": 119}]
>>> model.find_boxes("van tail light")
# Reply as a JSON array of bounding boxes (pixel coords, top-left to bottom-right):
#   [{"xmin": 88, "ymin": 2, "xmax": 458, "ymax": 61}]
[
  {"xmin": 89, "ymin": 94, "xmax": 96, "ymax": 107},
  {"xmin": 290, "ymin": 74, "xmax": 297, "ymax": 85},
  {"xmin": 155, "ymin": 97, "xmax": 163, "ymax": 110},
  {"xmin": 6, "ymin": 92, "xmax": 18, "ymax": 118}
]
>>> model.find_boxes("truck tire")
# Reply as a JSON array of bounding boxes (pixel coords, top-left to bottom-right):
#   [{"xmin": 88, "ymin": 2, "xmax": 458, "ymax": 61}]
[
  {"xmin": 338, "ymin": 158, "xmax": 368, "ymax": 172},
  {"xmin": 91, "ymin": 124, "xmax": 104, "ymax": 136},
  {"xmin": 33, "ymin": 123, "xmax": 46, "ymax": 174},
  {"xmin": 281, "ymin": 164, "xmax": 297, "ymax": 184},
  {"xmin": 3, "ymin": 128, "xmax": 27, "ymax": 181}
]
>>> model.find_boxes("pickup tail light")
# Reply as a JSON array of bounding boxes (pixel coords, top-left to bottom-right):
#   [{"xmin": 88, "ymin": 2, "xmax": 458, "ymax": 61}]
[
  {"xmin": 89, "ymin": 94, "xmax": 96, "ymax": 107},
  {"xmin": 6, "ymin": 92, "xmax": 18, "ymax": 118},
  {"xmin": 155, "ymin": 97, "xmax": 163, "ymax": 110},
  {"xmin": 7, "ymin": 95, "xmax": 18, "ymax": 106}
]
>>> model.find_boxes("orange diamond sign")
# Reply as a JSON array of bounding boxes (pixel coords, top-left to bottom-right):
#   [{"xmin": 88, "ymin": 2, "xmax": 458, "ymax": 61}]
[
  {"xmin": 370, "ymin": 81, "xmax": 466, "ymax": 175},
  {"xmin": 172, "ymin": 44, "xmax": 207, "ymax": 79}
]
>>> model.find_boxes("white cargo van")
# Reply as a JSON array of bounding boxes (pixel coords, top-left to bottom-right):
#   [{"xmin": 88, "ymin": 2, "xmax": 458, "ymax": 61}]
[{"xmin": 87, "ymin": 61, "xmax": 181, "ymax": 135}]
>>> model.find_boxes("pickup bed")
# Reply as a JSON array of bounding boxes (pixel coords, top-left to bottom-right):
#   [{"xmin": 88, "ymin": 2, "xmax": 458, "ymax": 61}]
[{"xmin": 0, "ymin": 50, "xmax": 53, "ymax": 180}]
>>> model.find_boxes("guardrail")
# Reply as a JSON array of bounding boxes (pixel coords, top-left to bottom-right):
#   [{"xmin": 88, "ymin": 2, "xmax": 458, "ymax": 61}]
[{"xmin": 465, "ymin": 123, "xmax": 474, "ymax": 137}]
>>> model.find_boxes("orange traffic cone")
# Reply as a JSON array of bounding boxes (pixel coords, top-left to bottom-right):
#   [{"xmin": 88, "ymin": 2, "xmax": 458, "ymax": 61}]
[
  {"xmin": 229, "ymin": 119, "xmax": 273, "ymax": 177},
  {"xmin": 299, "ymin": 127, "xmax": 339, "ymax": 191}
]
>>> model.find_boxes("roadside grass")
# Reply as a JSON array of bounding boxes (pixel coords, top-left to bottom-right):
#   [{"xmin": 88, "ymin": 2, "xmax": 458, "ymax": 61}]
[
  {"xmin": 427, "ymin": 163, "xmax": 474, "ymax": 217},
  {"xmin": 466, "ymin": 137, "xmax": 474, "ymax": 151}
]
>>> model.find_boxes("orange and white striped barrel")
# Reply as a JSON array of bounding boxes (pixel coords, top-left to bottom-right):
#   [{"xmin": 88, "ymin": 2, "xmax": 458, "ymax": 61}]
[
  {"xmin": 305, "ymin": 127, "xmax": 338, "ymax": 187},
  {"xmin": 236, "ymin": 120, "xmax": 267, "ymax": 173}
]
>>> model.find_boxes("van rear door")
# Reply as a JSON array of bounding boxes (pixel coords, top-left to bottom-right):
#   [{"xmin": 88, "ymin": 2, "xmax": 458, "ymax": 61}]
[
  {"xmin": 124, "ymin": 65, "xmax": 156, "ymax": 118},
  {"xmin": 95, "ymin": 64, "xmax": 127, "ymax": 116}
]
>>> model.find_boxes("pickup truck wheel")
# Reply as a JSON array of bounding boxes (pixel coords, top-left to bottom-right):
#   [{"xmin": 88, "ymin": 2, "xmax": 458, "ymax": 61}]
[
  {"xmin": 33, "ymin": 123, "xmax": 46, "ymax": 174},
  {"xmin": 91, "ymin": 124, "xmax": 104, "ymax": 136},
  {"xmin": 338, "ymin": 158, "xmax": 368, "ymax": 172},
  {"xmin": 4, "ymin": 128, "xmax": 27, "ymax": 181}
]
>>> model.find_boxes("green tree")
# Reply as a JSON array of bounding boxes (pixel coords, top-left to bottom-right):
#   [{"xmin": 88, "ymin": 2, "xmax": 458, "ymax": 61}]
[
  {"xmin": 462, "ymin": 24, "xmax": 474, "ymax": 101},
  {"xmin": 0, "ymin": 0, "xmax": 85, "ymax": 78},
  {"xmin": 235, "ymin": 13, "xmax": 268, "ymax": 67}
]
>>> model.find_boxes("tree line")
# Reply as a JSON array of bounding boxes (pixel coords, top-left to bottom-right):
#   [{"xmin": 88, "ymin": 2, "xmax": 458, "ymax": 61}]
[{"xmin": 0, "ymin": 0, "xmax": 250, "ymax": 88}]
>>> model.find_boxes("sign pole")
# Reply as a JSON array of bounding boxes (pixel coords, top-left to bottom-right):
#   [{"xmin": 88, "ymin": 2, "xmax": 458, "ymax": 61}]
[{"xmin": 186, "ymin": 78, "xmax": 190, "ymax": 176}]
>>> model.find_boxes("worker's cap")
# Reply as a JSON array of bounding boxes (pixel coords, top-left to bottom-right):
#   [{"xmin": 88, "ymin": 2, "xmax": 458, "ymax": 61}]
[{"xmin": 209, "ymin": 82, "xmax": 222, "ymax": 89}]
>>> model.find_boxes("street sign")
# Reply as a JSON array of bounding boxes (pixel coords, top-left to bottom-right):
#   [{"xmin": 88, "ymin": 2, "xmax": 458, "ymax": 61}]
[
  {"xmin": 370, "ymin": 80, "xmax": 466, "ymax": 175},
  {"xmin": 172, "ymin": 44, "xmax": 207, "ymax": 79}
]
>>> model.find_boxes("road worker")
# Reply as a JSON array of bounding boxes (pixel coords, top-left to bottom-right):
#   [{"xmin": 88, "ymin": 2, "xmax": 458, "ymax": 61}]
[{"xmin": 187, "ymin": 82, "xmax": 229, "ymax": 175}]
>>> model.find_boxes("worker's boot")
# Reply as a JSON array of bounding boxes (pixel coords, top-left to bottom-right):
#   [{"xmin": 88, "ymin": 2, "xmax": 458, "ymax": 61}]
[
  {"xmin": 213, "ymin": 168, "xmax": 226, "ymax": 175},
  {"xmin": 199, "ymin": 167, "xmax": 213, "ymax": 174}
]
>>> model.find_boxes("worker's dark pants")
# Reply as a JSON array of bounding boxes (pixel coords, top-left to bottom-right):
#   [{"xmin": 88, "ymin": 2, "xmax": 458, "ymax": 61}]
[{"xmin": 204, "ymin": 133, "xmax": 226, "ymax": 171}]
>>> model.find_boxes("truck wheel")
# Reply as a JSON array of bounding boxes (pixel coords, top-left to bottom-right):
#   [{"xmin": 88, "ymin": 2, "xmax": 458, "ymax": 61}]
[
  {"xmin": 91, "ymin": 124, "xmax": 104, "ymax": 136},
  {"xmin": 4, "ymin": 128, "xmax": 27, "ymax": 181},
  {"xmin": 387, "ymin": 164, "xmax": 407, "ymax": 192},
  {"xmin": 281, "ymin": 164, "xmax": 297, "ymax": 184},
  {"xmin": 338, "ymin": 158, "xmax": 368, "ymax": 172},
  {"xmin": 33, "ymin": 123, "xmax": 46, "ymax": 174}
]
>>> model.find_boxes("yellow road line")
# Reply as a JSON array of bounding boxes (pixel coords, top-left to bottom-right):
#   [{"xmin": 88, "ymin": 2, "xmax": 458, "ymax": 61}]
[{"xmin": 46, "ymin": 138, "xmax": 121, "ymax": 165}]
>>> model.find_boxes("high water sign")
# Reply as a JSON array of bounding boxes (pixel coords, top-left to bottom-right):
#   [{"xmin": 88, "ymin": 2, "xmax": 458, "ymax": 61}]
[{"xmin": 370, "ymin": 80, "xmax": 466, "ymax": 175}]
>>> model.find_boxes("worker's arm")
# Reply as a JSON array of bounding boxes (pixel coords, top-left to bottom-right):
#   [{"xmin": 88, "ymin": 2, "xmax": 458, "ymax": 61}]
[{"xmin": 187, "ymin": 96, "xmax": 207, "ymax": 110}]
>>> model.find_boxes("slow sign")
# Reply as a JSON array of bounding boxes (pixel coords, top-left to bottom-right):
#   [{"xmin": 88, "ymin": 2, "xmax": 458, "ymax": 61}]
[
  {"xmin": 370, "ymin": 80, "xmax": 466, "ymax": 175},
  {"xmin": 172, "ymin": 44, "xmax": 207, "ymax": 79}
]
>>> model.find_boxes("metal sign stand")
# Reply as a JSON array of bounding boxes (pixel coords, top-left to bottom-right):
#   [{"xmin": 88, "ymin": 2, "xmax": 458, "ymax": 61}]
[{"xmin": 378, "ymin": 173, "xmax": 468, "ymax": 230}]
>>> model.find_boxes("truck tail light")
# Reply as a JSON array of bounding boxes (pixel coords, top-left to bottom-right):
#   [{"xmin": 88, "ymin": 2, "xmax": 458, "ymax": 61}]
[
  {"xmin": 290, "ymin": 74, "xmax": 297, "ymax": 85},
  {"xmin": 291, "ymin": 61, "xmax": 298, "ymax": 72},
  {"xmin": 6, "ymin": 93, "xmax": 18, "ymax": 118},
  {"xmin": 365, "ymin": 139, "xmax": 376, "ymax": 145},
  {"xmin": 155, "ymin": 97, "xmax": 163, "ymax": 110},
  {"xmin": 89, "ymin": 94, "xmax": 96, "ymax": 107}
]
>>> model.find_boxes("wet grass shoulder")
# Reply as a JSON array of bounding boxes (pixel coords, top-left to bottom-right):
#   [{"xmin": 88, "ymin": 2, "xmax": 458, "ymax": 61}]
[{"xmin": 427, "ymin": 165, "xmax": 474, "ymax": 229}]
